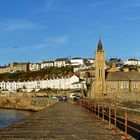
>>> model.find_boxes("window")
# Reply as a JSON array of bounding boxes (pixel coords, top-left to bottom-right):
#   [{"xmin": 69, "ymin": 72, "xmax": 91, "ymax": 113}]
[
  {"xmin": 120, "ymin": 82, "xmax": 129, "ymax": 89},
  {"xmin": 133, "ymin": 82, "xmax": 138, "ymax": 89},
  {"xmin": 124, "ymin": 82, "xmax": 129, "ymax": 89},
  {"xmin": 110, "ymin": 82, "xmax": 116, "ymax": 89},
  {"xmin": 99, "ymin": 69, "xmax": 102, "ymax": 77}
]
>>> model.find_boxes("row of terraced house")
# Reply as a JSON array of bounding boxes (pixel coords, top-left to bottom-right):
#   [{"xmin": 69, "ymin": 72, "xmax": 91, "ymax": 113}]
[{"xmin": 0, "ymin": 75, "xmax": 87, "ymax": 92}]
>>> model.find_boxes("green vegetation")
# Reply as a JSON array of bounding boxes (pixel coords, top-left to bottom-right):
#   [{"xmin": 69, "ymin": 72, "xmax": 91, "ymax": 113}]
[{"xmin": 0, "ymin": 67, "xmax": 73, "ymax": 81}]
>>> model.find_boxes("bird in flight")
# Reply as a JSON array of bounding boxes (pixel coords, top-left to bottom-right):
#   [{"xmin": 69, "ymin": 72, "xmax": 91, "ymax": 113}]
[{"xmin": 14, "ymin": 46, "xmax": 18, "ymax": 49}]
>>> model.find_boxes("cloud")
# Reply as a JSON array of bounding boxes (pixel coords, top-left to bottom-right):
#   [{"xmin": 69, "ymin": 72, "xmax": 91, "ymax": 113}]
[
  {"xmin": 126, "ymin": 0, "xmax": 140, "ymax": 8},
  {"xmin": 90, "ymin": 0, "xmax": 111, "ymax": 7},
  {"xmin": 127, "ymin": 16, "xmax": 140, "ymax": 21},
  {"xmin": 26, "ymin": 35, "xmax": 69, "ymax": 50},
  {"xmin": 45, "ymin": 35, "xmax": 69, "ymax": 45},
  {"xmin": 131, "ymin": 3, "xmax": 140, "ymax": 7},
  {"xmin": 34, "ymin": 0, "xmax": 55, "ymax": 14},
  {"xmin": 0, "ymin": 20, "xmax": 39, "ymax": 32},
  {"xmin": 45, "ymin": 0, "xmax": 54, "ymax": 11}
]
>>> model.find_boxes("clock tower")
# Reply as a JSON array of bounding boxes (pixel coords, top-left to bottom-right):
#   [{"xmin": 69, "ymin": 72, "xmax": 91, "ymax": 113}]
[{"xmin": 91, "ymin": 39, "xmax": 106, "ymax": 97}]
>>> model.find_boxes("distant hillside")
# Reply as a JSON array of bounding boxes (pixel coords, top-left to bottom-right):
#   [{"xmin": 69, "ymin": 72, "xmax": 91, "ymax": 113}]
[{"xmin": 0, "ymin": 67, "xmax": 74, "ymax": 81}]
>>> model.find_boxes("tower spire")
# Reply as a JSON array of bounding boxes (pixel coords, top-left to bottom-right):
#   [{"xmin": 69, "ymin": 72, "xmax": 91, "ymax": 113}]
[{"xmin": 97, "ymin": 37, "xmax": 103, "ymax": 52}]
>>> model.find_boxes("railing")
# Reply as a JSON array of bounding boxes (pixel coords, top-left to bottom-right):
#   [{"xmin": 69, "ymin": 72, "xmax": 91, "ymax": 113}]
[{"xmin": 73, "ymin": 98, "xmax": 140, "ymax": 140}]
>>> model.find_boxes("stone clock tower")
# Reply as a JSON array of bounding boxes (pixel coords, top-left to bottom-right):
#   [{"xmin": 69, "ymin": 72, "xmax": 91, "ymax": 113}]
[{"xmin": 91, "ymin": 39, "xmax": 106, "ymax": 97}]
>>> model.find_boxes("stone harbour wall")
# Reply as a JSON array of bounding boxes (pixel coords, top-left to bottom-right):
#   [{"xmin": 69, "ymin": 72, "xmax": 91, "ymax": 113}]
[{"xmin": 0, "ymin": 96, "xmax": 58, "ymax": 111}]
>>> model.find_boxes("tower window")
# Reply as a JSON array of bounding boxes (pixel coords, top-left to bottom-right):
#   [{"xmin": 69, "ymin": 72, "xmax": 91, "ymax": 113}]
[{"xmin": 99, "ymin": 69, "xmax": 102, "ymax": 78}]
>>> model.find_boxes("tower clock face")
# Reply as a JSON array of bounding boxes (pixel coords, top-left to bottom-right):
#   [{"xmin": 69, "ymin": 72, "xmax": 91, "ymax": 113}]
[{"xmin": 98, "ymin": 56, "xmax": 104, "ymax": 62}]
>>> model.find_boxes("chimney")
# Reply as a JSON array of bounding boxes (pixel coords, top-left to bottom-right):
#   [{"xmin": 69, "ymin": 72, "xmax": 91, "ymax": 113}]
[{"xmin": 108, "ymin": 63, "xmax": 119, "ymax": 72}]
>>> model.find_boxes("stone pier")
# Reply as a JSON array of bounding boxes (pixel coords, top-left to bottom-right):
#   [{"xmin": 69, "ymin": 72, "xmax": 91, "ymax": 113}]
[{"xmin": 0, "ymin": 102, "xmax": 121, "ymax": 140}]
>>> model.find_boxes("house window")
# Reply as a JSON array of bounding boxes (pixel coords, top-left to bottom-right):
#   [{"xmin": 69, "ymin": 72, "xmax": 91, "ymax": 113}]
[
  {"xmin": 110, "ymin": 82, "xmax": 116, "ymax": 89},
  {"xmin": 120, "ymin": 82, "xmax": 129, "ymax": 89},
  {"xmin": 124, "ymin": 82, "xmax": 129, "ymax": 89},
  {"xmin": 133, "ymin": 82, "xmax": 138, "ymax": 89},
  {"xmin": 120, "ymin": 82, "xmax": 123, "ymax": 89}
]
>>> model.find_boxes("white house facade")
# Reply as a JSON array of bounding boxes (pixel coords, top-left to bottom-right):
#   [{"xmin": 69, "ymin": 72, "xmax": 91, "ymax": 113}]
[
  {"xmin": 54, "ymin": 58, "xmax": 69, "ymax": 67},
  {"xmin": 0, "ymin": 75, "xmax": 87, "ymax": 92},
  {"xmin": 41, "ymin": 61, "xmax": 54, "ymax": 69},
  {"xmin": 29, "ymin": 63, "xmax": 41, "ymax": 71},
  {"xmin": 70, "ymin": 57, "xmax": 84, "ymax": 66},
  {"xmin": 123, "ymin": 58, "xmax": 140, "ymax": 66}
]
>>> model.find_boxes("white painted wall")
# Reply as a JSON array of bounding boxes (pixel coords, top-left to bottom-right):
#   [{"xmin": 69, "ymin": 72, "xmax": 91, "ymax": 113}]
[{"xmin": 0, "ymin": 75, "xmax": 87, "ymax": 92}]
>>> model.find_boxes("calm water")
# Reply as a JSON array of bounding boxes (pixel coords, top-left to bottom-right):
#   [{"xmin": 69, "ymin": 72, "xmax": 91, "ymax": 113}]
[{"xmin": 0, "ymin": 109, "xmax": 31, "ymax": 128}]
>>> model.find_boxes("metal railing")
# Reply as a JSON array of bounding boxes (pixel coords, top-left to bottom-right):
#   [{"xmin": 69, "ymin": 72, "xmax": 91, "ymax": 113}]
[{"xmin": 73, "ymin": 98, "xmax": 140, "ymax": 140}]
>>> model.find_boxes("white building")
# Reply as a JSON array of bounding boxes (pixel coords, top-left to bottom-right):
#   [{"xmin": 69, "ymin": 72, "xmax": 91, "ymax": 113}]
[
  {"xmin": 6, "ymin": 81, "xmax": 17, "ymax": 91},
  {"xmin": 70, "ymin": 57, "xmax": 84, "ymax": 66},
  {"xmin": 123, "ymin": 58, "xmax": 140, "ymax": 66},
  {"xmin": 86, "ymin": 58, "xmax": 95, "ymax": 64},
  {"xmin": 0, "ymin": 81, "xmax": 6, "ymax": 90},
  {"xmin": 54, "ymin": 58, "xmax": 69, "ymax": 67},
  {"xmin": 41, "ymin": 61, "xmax": 54, "ymax": 69},
  {"xmin": 0, "ymin": 75, "xmax": 87, "ymax": 92},
  {"xmin": 29, "ymin": 63, "xmax": 41, "ymax": 71}
]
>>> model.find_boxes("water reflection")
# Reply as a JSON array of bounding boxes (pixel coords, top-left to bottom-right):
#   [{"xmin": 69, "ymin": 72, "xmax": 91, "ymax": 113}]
[{"xmin": 0, "ymin": 109, "xmax": 31, "ymax": 128}]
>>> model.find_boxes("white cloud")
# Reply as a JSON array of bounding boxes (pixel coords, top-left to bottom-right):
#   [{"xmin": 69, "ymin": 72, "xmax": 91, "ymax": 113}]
[
  {"xmin": 126, "ymin": 0, "xmax": 140, "ymax": 8},
  {"xmin": 88, "ymin": 0, "xmax": 111, "ymax": 8},
  {"xmin": 45, "ymin": 0, "xmax": 54, "ymax": 11},
  {"xmin": 24, "ymin": 35, "xmax": 69, "ymax": 50},
  {"xmin": 127, "ymin": 16, "xmax": 140, "ymax": 21},
  {"xmin": 45, "ymin": 35, "xmax": 69, "ymax": 45},
  {"xmin": 0, "ymin": 20, "xmax": 39, "ymax": 32},
  {"xmin": 34, "ymin": 0, "xmax": 55, "ymax": 14},
  {"xmin": 93, "ymin": 0, "xmax": 111, "ymax": 6}
]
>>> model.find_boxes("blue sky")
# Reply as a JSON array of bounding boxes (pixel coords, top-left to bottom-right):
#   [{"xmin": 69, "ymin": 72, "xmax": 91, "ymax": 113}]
[{"xmin": 0, "ymin": 0, "xmax": 140, "ymax": 65}]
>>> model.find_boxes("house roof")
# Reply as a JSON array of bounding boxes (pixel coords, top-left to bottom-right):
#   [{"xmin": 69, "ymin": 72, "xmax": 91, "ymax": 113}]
[
  {"xmin": 87, "ymin": 58, "xmax": 95, "ymax": 60},
  {"xmin": 106, "ymin": 71, "xmax": 140, "ymax": 81},
  {"xmin": 55, "ymin": 58, "xmax": 68, "ymax": 61},
  {"xmin": 11, "ymin": 62, "xmax": 29, "ymax": 66},
  {"xmin": 72, "ymin": 57, "xmax": 82, "ymax": 60},
  {"xmin": 42, "ymin": 61, "xmax": 54, "ymax": 63},
  {"xmin": 128, "ymin": 58, "xmax": 139, "ymax": 61}
]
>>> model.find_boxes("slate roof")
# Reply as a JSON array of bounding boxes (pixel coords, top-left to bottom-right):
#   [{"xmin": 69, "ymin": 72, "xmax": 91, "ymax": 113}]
[
  {"xmin": 55, "ymin": 58, "xmax": 68, "ymax": 61},
  {"xmin": 128, "ymin": 58, "xmax": 138, "ymax": 61},
  {"xmin": 72, "ymin": 57, "xmax": 82, "ymax": 60},
  {"xmin": 42, "ymin": 61, "xmax": 54, "ymax": 63},
  {"xmin": 106, "ymin": 71, "xmax": 140, "ymax": 81}
]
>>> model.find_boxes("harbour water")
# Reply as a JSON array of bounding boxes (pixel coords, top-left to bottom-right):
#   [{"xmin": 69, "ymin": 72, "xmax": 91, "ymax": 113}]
[{"xmin": 0, "ymin": 109, "xmax": 31, "ymax": 128}]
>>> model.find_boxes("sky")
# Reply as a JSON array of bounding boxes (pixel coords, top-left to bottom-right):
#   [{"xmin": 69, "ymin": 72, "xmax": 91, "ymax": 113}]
[{"xmin": 0, "ymin": 0, "xmax": 140, "ymax": 65}]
